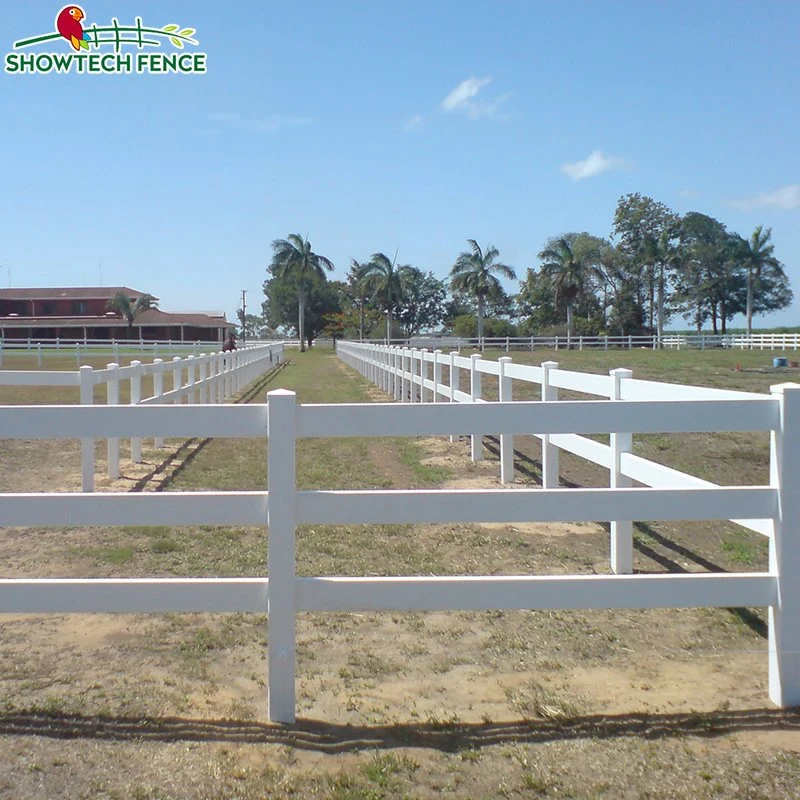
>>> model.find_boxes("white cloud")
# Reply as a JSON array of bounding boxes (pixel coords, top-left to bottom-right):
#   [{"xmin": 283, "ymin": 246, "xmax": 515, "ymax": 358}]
[
  {"xmin": 404, "ymin": 114, "xmax": 424, "ymax": 132},
  {"xmin": 440, "ymin": 77, "xmax": 510, "ymax": 119},
  {"xmin": 442, "ymin": 77, "xmax": 491, "ymax": 111},
  {"xmin": 732, "ymin": 184, "xmax": 800, "ymax": 211},
  {"xmin": 561, "ymin": 150, "xmax": 626, "ymax": 181},
  {"xmin": 679, "ymin": 188, "xmax": 700, "ymax": 198}
]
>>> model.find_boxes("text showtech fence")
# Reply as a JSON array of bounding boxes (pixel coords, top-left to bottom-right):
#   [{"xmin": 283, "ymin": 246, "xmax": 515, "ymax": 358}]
[{"xmin": 5, "ymin": 11, "xmax": 207, "ymax": 75}]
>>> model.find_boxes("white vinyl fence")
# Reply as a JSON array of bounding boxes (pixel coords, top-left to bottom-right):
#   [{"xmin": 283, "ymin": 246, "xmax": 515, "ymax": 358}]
[
  {"xmin": 0, "ymin": 342, "xmax": 284, "ymax": 490},
  {"xmin": 0, "ymin": 341, "xmax": 798, "ymax": 725},
  {"xmin": 396, "ymin": 333, "xmax": 800, "ymax": 352}
]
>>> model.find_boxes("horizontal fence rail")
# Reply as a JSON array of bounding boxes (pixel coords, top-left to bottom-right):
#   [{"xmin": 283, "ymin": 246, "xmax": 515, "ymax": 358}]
[{"xmin": 1, "ymin": 358, "xmax": 800, "ymax": 721}]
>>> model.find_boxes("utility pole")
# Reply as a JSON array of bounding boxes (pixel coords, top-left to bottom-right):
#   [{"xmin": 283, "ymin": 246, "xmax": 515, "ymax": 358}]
[{"xmin": 240, "ymin": 289, "xmax": 247, "ymax": 344}]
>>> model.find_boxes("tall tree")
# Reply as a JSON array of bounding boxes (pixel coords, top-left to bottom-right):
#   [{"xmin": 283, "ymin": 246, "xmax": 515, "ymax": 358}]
[
  {"xmin": 105, "ymin": 292, "xmax": 158, "ymax": 339},
  {"xmin": 347, "ymin": 259, "xmax": 372, "ymax": 341},
  {"xmin": 537, "ymin": 233, "xmax": 600, "ymax": 339},
  {"xmin": 268, "ymin": 234, "xmax": 334, "ymax": 352},
  {"xmin": 362, "ymin": 252, "xmax": 417, "ymax": 341},
  {"xmin": 449, "ymin": 240, "xmax": 516, "ymax": 341},
  {"xmin": 738, "ymin": 226, "xmax": 780, "ymax": 336},
  {"xmin": 262, "ymin": 270, "xmax": 341, "ymax": 349},
  {"xmin": 396, "ymin": 271, "xmax": 447, "ymax": 335},
  {"xmin": 673, "ymin": 212, "xmax": 730, "ymax": 333},
  {"xmin": 612, "ymin": 194, "xmax": 679, "ymax": 333}
]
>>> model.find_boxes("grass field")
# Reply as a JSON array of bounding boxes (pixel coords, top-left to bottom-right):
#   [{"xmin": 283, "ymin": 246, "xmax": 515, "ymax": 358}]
[{"xmin": 0, "ymin": 347, "xmax": 799, "ymax": 798}]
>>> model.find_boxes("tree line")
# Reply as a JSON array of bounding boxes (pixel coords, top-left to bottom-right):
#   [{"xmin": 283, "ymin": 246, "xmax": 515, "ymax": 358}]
[{"xmin": 250, "ymin": 194, "xmax": 793, "ymax": 349}]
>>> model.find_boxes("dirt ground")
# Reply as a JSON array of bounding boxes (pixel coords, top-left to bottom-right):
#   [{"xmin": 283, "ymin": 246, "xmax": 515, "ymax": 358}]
[{"xmin": 0, "ymin": 356, "xmax": 798, "ymax": 798}]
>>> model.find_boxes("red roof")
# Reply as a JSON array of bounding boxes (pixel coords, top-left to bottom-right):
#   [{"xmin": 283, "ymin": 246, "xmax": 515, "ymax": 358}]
[
  {"xmin": 0, "ymin": 287, "xmax": 154, "ymax": 301},
  {"xmin": 0, "ymin": 310, "xmax": 227, "ymax": 329}
]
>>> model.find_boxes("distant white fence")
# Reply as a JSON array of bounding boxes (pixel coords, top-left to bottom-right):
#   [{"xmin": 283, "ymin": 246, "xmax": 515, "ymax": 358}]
[
  {"xmin": 0, "ymin": 338, "xmax": 228, "ymax": 368},
  {"xmin": 0, "ymin": 341, "xmax": 798, "ymax": 725},
  {"xmin": 0, "ymin": 342, "xmax": 284, "ymax": 490},
  {"xmin": 399, "ymin": 333, "xmax": 800, "ymax": 352}
]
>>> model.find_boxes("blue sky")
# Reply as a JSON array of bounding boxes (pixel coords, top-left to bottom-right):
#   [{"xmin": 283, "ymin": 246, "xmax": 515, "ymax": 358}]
[{"xmin": 2, "ymin": 0, "xmax": 799, "ymax": 329}]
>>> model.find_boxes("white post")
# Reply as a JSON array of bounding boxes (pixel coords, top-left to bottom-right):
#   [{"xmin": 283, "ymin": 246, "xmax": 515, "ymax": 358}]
[
  {"xmin": 106, "ymin": 363, "xmax": 120, "ymax": 480},
  {"xmin": 401, "ymin": 348, "xmax": 410, "ymax": 402},
  {"xmin": 419, "ymin": 347, "xmax": 428, "ymax": 403},
  {"xmin": 449, "ymin": 351, "xmax": 459, "ymax": 443},
  {"xmin": 37, "ymin": 342, "xmax": 43, "ymax": 369},
  {"xmin": 433, "ymin": 350, "xmax": 442, "ymax": 402},
  {"xmin": 130, "ymin": 360, "xmax": 142, "ymax": 464},
  {"xmin": 153, "ymin": 359, "xmax": 164, "ymax": 448},
  {"xmin": 225, "ymin": 352, "xmax": 233, "ymax": 400},
  {"xmin": 172, "ymin": 356, "xmax": 182, "ymax": 405},
  {"xmin": 187, "ymin": 355, "xmax": 196, "ymax": 404},
  {"xmin": 198, "ymin": 355, "xmax": 207, "ymax": 404},
  {"xmin": 541, "ymin": 361, "xmax": 559, "ymax": 488},
  {"xmin": 769, "ymin": 382, "xmax": 800, "ymax": 707},
  {"xmin": 392, "ymin": 347, "xmax": 400, "ymax": 400},
  {"xmin": 267, "ymin": 389, "xmax": 297, "ymax": 723},
  {"xmin": 470, "ymin": 353, "xmax": 482, "ymax": 461},
  {"xmin": 410, "ymin": 349, "xmax": 418, "ymax": 403},
  {"xmin": 79, "ymin": 365, "xmax": 94, "ymax": 492},
  {"xmin": 499, "ymin": 356, "xmax": 513, "ymax": 484},
  {"xmin": 609, "ymin": 368, "xmax": 633, "ymax": 574}
]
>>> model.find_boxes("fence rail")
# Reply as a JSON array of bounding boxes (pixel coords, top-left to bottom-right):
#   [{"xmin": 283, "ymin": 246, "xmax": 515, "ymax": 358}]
[{"xmin": 0, "ymin": 342, "xmax": 798, "ymax": 724}]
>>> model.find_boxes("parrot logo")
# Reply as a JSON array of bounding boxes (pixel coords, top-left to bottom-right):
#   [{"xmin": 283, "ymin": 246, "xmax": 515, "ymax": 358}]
[{"xmin": 55, "ymin": 5, "xmax": 91, "ymax": 51}]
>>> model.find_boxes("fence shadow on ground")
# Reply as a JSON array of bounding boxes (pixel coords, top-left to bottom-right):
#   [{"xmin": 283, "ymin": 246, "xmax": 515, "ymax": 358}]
[
  {"xmin": 482, "ymin": 436, "xmax": 769, "ymax": 639},
  {"xmin": 0, "ymin": 707, "xmax": 798, "ymax": 752}
]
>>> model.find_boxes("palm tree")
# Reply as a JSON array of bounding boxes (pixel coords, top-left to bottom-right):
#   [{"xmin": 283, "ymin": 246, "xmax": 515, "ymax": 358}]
[
  {"xmin": 538, "ymin": 235, "xmax": 597, "ymax": 340},
  {"xmin": 739, "ymin": 226, "xmax": 779, "ymax": 336},
  {"xmin": 106, "ymin": 292, "xmax": 158, "ymax": 340},
  {"xmin": 362, "ymin": 252, "xmax": 417, "ymax": 341},
  {"xmin": 449, "ymin": 240, "xmax": 516, "ymax": 342},
  {"xmin": 348, "ymin": 259, "xmax": 372, "ymax": 341},
  {"xmin": 269, "ymin": 234, "xmax": 334, "ymax": 351}
]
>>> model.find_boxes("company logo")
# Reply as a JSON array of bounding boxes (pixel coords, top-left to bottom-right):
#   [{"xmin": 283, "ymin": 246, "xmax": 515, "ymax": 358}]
[{"xmin": 5, "ymin": 5, "xmax": 207, "ymax": 75}]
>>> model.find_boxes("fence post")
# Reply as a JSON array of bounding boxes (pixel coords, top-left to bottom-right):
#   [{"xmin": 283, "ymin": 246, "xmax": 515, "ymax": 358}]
[
  {"xmin": 609, "ymin": 368, "xmax": 634, "ymax": 574},
  {"xmin": 106, "ymin": 363, "xmax": 120, "ymax": 480},
  {"xmin": 499, "ymin": 356, "xmax": 513, "ymax": 484},
  {"xmin": 433, "ymin": 350, "xmax": 442, "ymax": 402},
  {"xmin": 114, "ymin": 342, "xmax": 119, "ymax": 362},
  {"xmin": 419, "ymin": 349, "xmax": 428, "ymax": 402},
  {"xmin": 153, "ymin": 359, "xmax": 164, "ymax": 448},
  {"xmin": 37, "ymin": 342, "xmax": 43, "ymax": 368},
  {"xmin": 470, "ymin": 353, "xmax": 482, "ymax": 461},
  {"xmin": 449, "ymin": 351, "xmax": 459, "ymax": 443},
  {"xmin": 172, "ymin": 356, "xmax": 182, "ymax": 405},
  {"xmin": 267, "ymin": 388, "xmax": 297, "ymax": 723},
  {"xmin": 79, "ymin": 365, "xmax": 95, "ymax": 492},
  {"xmin": 541, "ymin": 361, "xmax": 559, "ymax": 488},
  {"xmin": 187, "ymin": 355, "xmax": 196, "ymax": 404},
  {"xmin": 769, "ymin": 382, "xmax": 800, "ymax": 707},
  {"xmin": 130, "ymin": 360, "xmax": 142, "ymax": 464},
  {"xmin": 198, "ymin": 354, "xmax": 207, "ymax": 404},
  {"xmin": 409, "ymin": 349, "xmax": 418, "ymax": 402}
]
